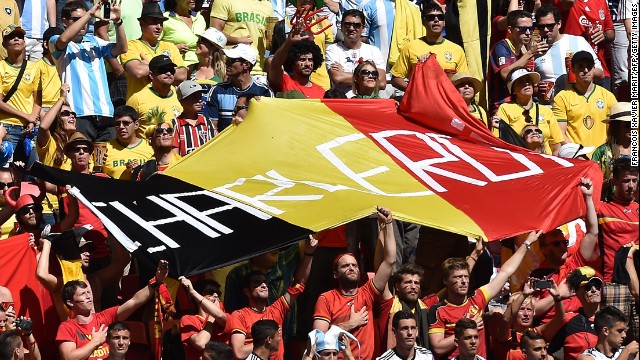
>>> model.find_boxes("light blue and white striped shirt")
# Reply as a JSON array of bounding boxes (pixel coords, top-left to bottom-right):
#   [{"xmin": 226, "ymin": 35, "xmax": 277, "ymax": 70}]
[
  {"xmin": 50, "ymin": 34, "xmax": 115, "ymax": 117},
  {"xmin": 21, "ymin": 0, "xmax": 49, "ymax": 38},
  {"xmin": 360, "ymin": 0, "xmax": 394, "ymax": 67}
]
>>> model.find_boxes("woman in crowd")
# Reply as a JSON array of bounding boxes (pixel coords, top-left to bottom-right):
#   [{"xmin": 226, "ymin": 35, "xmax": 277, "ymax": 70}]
[
  {"xmin": 497, "ymin": 67, "xmax": 565, "ymax": 155},
  {"xmin": 451, "ymin": 72, "xmax": 487, "ymax": 126},
  {"xmin": 352, "ymin": 60, "xmax": 381, "ymax": 99},
  {"xmin": 160, "ymin": 0, "xmax": 207, "ymax": 71},
  {"xmin": 520, "ymin": 124, "xmax": 546, "ymax": 153},
  {"xmin": 191, "ymin": 27, "xmax": 227, "ymax": 89},
  {"xmin": 36, "ymin": 84, "xmax": 75, "ymax": 171},
  {"xmin": 591, "ymin": 102, "xmax": 632, "ymax": 201}
]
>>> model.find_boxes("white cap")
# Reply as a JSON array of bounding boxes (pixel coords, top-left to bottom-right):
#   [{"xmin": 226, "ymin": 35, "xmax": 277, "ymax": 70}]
[
  {"xmin": 222, "ymin": 44, "xmax": 257, "ymax": 65},
  {"xmin": 557, "ymin": 143, "xmax": 594, "ymax": 159},
  {"xmin": 506, "ymin": 68, "xmax": 541, "ymax": 93},
  {"xmin": 199, "ymin": 27, "xmax": 227, "ymax": 49}
]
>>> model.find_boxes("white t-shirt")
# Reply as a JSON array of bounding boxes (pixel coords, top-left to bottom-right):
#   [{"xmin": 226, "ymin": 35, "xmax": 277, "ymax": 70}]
[
  {"xmin": 325, "ymin": 41, "xmax": 385, "ymax": 94},
  {"xmin": 582, "ymin": 347, "xmax": 625, "ymax": 360},
  {"xmin": 377, "ymin": 347, "xmax": 435, "ymax": 360}
]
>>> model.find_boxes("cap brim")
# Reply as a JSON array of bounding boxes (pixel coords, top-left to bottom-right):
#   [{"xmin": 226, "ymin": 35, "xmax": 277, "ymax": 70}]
[
  {"xmin": 581, "ymin": 276, "xmax": 603, "ymax": 287},
  {"xmin": 3, "ymin": 28, "xmax": 26, "ymax": 41}
]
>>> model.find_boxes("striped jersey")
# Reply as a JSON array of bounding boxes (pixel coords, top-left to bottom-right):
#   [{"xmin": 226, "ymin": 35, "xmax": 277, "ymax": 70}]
[
  {"xmin": 582, "ymin": 347, "xmax": 625, "ymax": 360},
  {"xmin": 50, "ymin": 34, "xmax": 115, "ymax": 117},
  {"xmin": 172, "ymin": 114, "xmax": 216, "ymax": 156},
  {"xmin": 203, "ymin": 80, "xmax": 273, "ymax": 133},
  {"xmin": 21, "ymin": 0, "xmax": 49, "ymax": 38},
  {"xmin": 360, "ymin": 0, "xmax": 395, "ymax": 68}
]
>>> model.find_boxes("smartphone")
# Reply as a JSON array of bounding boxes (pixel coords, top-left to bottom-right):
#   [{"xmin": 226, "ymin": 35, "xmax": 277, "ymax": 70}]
[
  {"xmin": 535, "ymin": 279, "xmax": 552, "ymax": 289},
  {"xmin": 103, "ymin": 1, "xmax": 110, "ymax": 19}
]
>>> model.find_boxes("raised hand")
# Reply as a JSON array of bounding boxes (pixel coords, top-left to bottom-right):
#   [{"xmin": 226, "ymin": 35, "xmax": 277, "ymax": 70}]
[
  {"xmin": 156, "ymin": 260, "xmax": 169, "ymax": 282},
  {"xmin": 580, "ymin": 177, "xmax": 593, "ymax": 197}
]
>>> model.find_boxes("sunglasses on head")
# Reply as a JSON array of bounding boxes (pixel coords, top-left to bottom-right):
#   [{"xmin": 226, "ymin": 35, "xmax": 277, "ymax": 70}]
[
  {"xmin": 423, "ymin": 13, "xmax": 445, "ymax": 22},
  {"xmin": 154, "ymin": 126, "xmax": 174, "ymax": 135},
  {"xmin": 359, "ymin": 70, "xmax": 379, "ymax": 78},
  {"xmin": 0, "ymin": 181, "xmax": 15, "ymax": 189},
  {"xmin": 536, "ymin": 23, "xmax": 556, "ymax": 31},
  {"xmin": 524, "ymin": 128, "xmax": 542, "ymax": 135},
  {"xmin": 514, "ymin": 26, "xmax": 534, "ymax": 33},
  {"xmin": 60, "ymin": 110, "xmax": 77, "ymax": 117},
  {"xmin": 17, "ymin": 204, "xmax": 43, "ymax": 216},
  {"xmin": 69, "ymin": 145, "xmax": 90, "ymax": 154},
  {"xmin": 115, "ymin": 120, "xmax": 134, "ymax": 127},
  {"xmin": 342, "ymin": 21, "xmax": 363, "ymax": 29}
]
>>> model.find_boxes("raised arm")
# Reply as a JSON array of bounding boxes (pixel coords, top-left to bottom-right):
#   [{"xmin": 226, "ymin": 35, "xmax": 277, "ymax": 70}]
[
  {"xmin": 179, "ymin": 276, "xmax": 227, "ymax": 326},
  {"xmin": 108, "ymin": 0, "xmax": 127, "ymax": 57},
  {"xmin": 283, "ymin": 235, "xmax": 318, "ymax": 305},
  {"xmin": 35, "ymin": 239, "xmax": 63, "ymax": 292},
  {"xmin": 466, "ymin": 239, "xmax": 485, "ymax": 272},
  {"xmin": 268, "ymin": 25, "xmax": 309, "ymax": 91},
  {"xmin": 56, "ymin": 0, "xmax": 103, "ymax": 51},
  {"xmin": 37, "ymin": 84, "xmax": 69, "ymax": 148},
  {"xmin": 496, "ymin": 280, "xmax": 534, "ymax": 342},
  {"xmin": 116, "ymin": 260, "xmax": 168, "ymax": 321},
  {"xmin": 58, "ymin": 186, "xmax": 79, "ymax": 231},
  {"xmin": 538, "ymin": 279, "xmax": 565, "ymax": 341},
  {"xmin": 372, "ymin": 207, "xmax": 396, "ymax": 292},
  {"xmin": 578, "ymin": 177, "xmax": 598, "ymax": 261}
]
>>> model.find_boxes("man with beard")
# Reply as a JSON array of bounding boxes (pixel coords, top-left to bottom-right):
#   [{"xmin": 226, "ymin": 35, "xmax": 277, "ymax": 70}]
[
  {"xmin": 451, "ymin": 319, "xmax": 484, "ymax": 360},
  {"xmin": 428, "ymin": 230, "xmax": 540, "ymax": 359},
  {"xmin": 103, "ymin": 105, "xmax": 153, "ymax": 179},
  {"xmin": 105, "ymin": 322, "xmax": 131, "ymax": 360},
  {"xmin": 377, "ymin": 311, "xmax": 434, "ymax": 360},
  {"xmin": 390, "ymin": 2, "xmax": 468, "ymax": 92},
  {"xmin": 579, "ymin": 306, "xmax": 639, "ymax": 360},
  {"xmin": 268, "ymin": 25, "xmax": 326, "ymax": 99},
  {"xmin": 229, "ymin": 236, "xmax": 317, "ymax": 360},
  {"xmin": 596, "ymin": 157, "xmax": 639, "ymax": 343},
  {"xmin": 132, "ymin": 121, "xmax": 182, "ymax": 180},
  {"xmin": 519, "ymin": 331, "xmax": 552, "ymax": 360},
  {"xmin": 552, "ymin": 51, "xmax": 617, "ymax": 151},
  {"xmin": 313, "ymin": 207, "xmax": 396, "ymax": 360},
  {"xmin": 173, "ymin": 80, "xmax": 215, "ymax": 156}
]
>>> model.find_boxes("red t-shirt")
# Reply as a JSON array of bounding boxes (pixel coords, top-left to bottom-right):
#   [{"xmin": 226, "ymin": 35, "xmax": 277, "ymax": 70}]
[
  {"xmin": 181, "ymin": 313, "xmax": 231, "ymax": 360},
  {"xmin": 561, "ymin": 311, "xmax": 598, "ymax": 360},
  {"xmin": 230, "ymin": 296, "xmax": 289, "ymax": 360},
  {"xmin": 558, "ymin": 0, "xmax": 614, "ymax": 77},
  {"xmin": 597, "ymin": 199, "xmax": 639, "ymax": 282},
  {"xmin": 281, "ymin": 74, "xmax": 326, "ymax": 99},
  {"xmin": 314, "ymin": 279, "xmax": 381, "ymax": 360},
  {"xmin": 55, "ymin": 307, "xmax": 118, "ymax": 360},
  {"xmin": 428, "ymin": 287, "xmax": 490, "ymax": 359}
]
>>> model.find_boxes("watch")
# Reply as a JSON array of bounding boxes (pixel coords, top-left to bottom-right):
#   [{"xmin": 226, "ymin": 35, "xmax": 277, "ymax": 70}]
[
  {"xmin": 524, "ymin": 242, "xmax": 532, "ymax": 250},
  {"xmin": 114, "ymin": 19, "xmax": 123, "ymax": 27}
]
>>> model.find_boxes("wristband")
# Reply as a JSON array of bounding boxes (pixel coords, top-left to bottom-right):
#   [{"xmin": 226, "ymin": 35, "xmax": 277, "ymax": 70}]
[
  {"xmin": 58, "ymin": 96, "xmax": 66, "ymax": 102},
  {"xmin": 149, "ymin": 277, "xmax": 161, "ymax": 289},
  {"xmin": 524, "ymin": 242, "xmax": 532, "ymax": 250},
  {"xmin": 287, "ymin": 282, "xmax": 306, "ymax": 296},
  {"xmin": 552, "ymin": 296, "xmax": 562, "ymax": 302},
  {"xmin": 467, "ymin": 255, "xmax": 478, "ymax": 262},
  {"xmin": 114, "ymin": 19, "xmax": 123, "ymax": 27}
]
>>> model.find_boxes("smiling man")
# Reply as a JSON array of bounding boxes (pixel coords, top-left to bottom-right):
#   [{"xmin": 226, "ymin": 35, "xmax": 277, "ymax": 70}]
[{"xmin": 103, "ymin": 105, "xmax": 153, "ymax": 179}]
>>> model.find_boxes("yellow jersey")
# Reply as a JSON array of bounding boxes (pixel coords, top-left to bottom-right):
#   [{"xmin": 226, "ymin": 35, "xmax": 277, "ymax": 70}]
[
  {"xmin": 0, "ymin": 1, "xmax": 20, "ymax": 60},
  {"xmin": 0, "ymin": 59, "xmax": 41, "ymax": 126},
  {"xmin": 497, "ymin": 101, "xmax": 564, "ymax": 154},
  {"xmin": 103, "ymin": 138, "xmax": 154, "ymax": 179},
  {"xmin": 390, "ymin": 38, "xmax": 468, "ymax": 79},
  {"xmin": 37, "ymin": 58, "xmax": 62, "ymax": 108},
  {"xmin": 126, "ymin": 86, "xmax": 183, "ymax": 139}
]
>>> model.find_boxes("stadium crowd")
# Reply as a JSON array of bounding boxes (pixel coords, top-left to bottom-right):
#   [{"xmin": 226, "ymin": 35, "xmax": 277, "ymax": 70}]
[{"xmin": 0, "ymin": 0, "xmax": 636, "ymax": 357}]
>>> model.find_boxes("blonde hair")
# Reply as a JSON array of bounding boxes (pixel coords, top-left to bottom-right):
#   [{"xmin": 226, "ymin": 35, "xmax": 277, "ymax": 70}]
[{"xmin": 352, "ymin": 60, "xmax": 380, "ymax": 96}]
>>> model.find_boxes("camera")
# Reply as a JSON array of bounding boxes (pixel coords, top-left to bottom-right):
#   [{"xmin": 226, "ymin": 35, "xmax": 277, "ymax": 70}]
[
  {"xmin": 534, "ymin": 279, "xmax": 553, "ymax": 289},
  {"xmin": 13, "ymin": 318, "xmax": 33, "ymax": 332}
]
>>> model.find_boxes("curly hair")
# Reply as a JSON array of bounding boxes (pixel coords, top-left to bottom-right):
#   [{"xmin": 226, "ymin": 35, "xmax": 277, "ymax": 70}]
[
  {"xmin": 352, "ymin": 60, "xmax": 380, "ymax": 95},
  {"xmin": 283, "ymin": 40, "xmax": 324, "ymax": 73}
]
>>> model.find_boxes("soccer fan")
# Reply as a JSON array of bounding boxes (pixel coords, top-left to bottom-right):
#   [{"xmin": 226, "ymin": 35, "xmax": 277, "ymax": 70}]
[
  {"xmin": 325, "ymin": 9, "xmax": 386, "ymax": 95},
  {"xmin": 103, "ymin": 105, "xmax": 153, "ymax": 179},
  {"xmin": 246, "ymin": 320, "xmax": 281, "ymax": 360},
  {"xmin": 597, "ymin": 157, "xmax": 639, "ymax": 341},
  {"xmin": 377, "ymin": 311, "xmax": 434, "ymax": 360},
  {"xmin": 230, "ymin": 236, "xmax": 317, "ymax": 360},
  {"xmin": 203, "ymin": 342, "xmax": 233, "ymax": 360},
  {"xmin": 37, "ymin": 27, "xmax": 63, "ymax": 114},
  {"xmin": 451, "ymin": 318, "xmax": 485, "ymax": 360},
  {"xmin": 52, "ymin": 0, "xmax": 128, "ymax": 142},
  {"xmin": 21, "ymin": 0, "xmax": 55, "ymax": 61},
  {"xmin": 132, "ymin": 121, "xmax": 182, "ymax": 180},
  {"xmin": 179, "ymin": 277, "xmax": 229, "ymax": 360},
  {"xmin": 104, "ymin": 322, "xmax": 131, "ymax": 360},
  {"xmin": 451, "ymin": 73, "xmax": 487, "ymax": 127},
  {"xmin": 268, "ymin": 25, "xmax": 326, "ymax": 99},
  {"xmin": 313, "ymin": 207, "xmax": 396, "ymax": 360},
  {"xmin": 173, "ymin": 80, "xmax": 216, "ymax": 156},
  {"xmin": 552, "ymin": 51, "xmax": 617, "ymax": 152},
  {"xmin": 532, "ymin": 5, "xmax": 603, "ymax": 103},
  {"xmin": 390, "ymin": 1, "xmax": 468, "ymax": 91},
  {"xmin": 519, "ymin": 330, "xmax": 552, "ymax": 360},
  {"xmin": 578, "ymin": 306, "xmax": 639, "ymax": 360},
  {"xmin": 0, "ymin": 327, "xmax": 40, "ymax": 360},
  {"xmin": 126, "ymin": 55, "xmax": 183, "ymax": 139},
  {"xmin": 428, "ymin": 230, "xmax": 541, "ymax": 359},
  {"xmin": 0, "ymin": 0, "xmax": 19, "ymax": 60},
  {"xmin": 488, "ymin": 10, "xmax": 547, "ymax": 113},
  {"xmin": 121, "ymin": 3, "xmax": 187, "ymax": 99},
  {"xmin": 56, "ymin": 260, "xmax": 168, "ymax": 360},
  {"xmin": 203, "ymin": 44, "xmax": 272, "ymax": 134}
]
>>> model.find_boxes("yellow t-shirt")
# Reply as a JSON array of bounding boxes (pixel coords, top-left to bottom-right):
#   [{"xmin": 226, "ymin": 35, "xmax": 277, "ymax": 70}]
[
  {"xmin": 552, "ymin": 85, "xmax": 617, "ymax": 151},
  {"xmin": 497, "ymin": 102, "xmax": 564, "ymax": 154},
  {"xmin": 210, "ymin": 0, "xmax": 274, "ymax": 75},
  {"xmin": 126, "ymin": 86, "xmax": 183, "ymax": 139},
  {"xmin": 37, "ymin": 58, "xmax": 62, "ymax": 108},
  {"xmin": 121, "ymin": 39, "xmax": 186, "ymax": 99},
  {"xmin": 37, "ymin": 135, "xmax": 73, "ymax": 216},
  {"xmin": 0, "ymin": 60, "xmax": 41, "ymax": 126},
  {"xmin": 103, "ymin": 138, "xmax": 154, "ymax": 179},
  {"xmin": 310, "ymin": 19, "xmax": 333, "ymax": 90},
  {"xmin": 0, "ymin": 3, "xmax": 20, "ymax": 60},
  {"xmin": 390, "ymin": 38, "xmax": 468, "ymax": 79}
]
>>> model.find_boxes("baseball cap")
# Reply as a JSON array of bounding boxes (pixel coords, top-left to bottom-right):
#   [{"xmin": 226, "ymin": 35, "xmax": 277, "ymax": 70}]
[
  {"xmin": 199, "ymin": 27, "xmax": 227, "ymax": 49},
  {"xmin": 557, "ymin": 143, "xmax": 594, "ymax": 159},
  {"xmin": 572, "ymin": 266, "xmax": 603, "ymax": 288},
  {"xmin": 176, "ymin": 80, "xmax": 204, "ymax": 100},
  {"xmin": 571, "ymin": 51, "xmax": 595, "ymax": 66},
  {"xmin": 506, "ymin": 68, "xmax": 540, "ymax": 93},
  {"xmin": 2, "ymin": 25, "xmax": 25, "ymax": 43},
  {"xmin": 222, "ymin": 44, "xmax": 257, "ymax": 65},
  {"xmin": 149, "ymin": 55, "xmax": 176, "ymax": 72}
]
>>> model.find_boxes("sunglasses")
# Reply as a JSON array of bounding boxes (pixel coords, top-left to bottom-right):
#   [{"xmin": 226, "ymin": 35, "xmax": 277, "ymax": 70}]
[
  {"xmin": 424, "ymin": 13, "xmax": 445, "ymax": 22},
  {"xmin": 115, "ymin": 120, "xmax": 134, "ymax": 127},
  {"xmin": 69, "ymin": 146, "xmax": 90, "ymax": 154},
  {"xmin": 153, "ymin": 66, "xmax": 176, "ymax": 75},
  {"xmin": 583, "ymin": 281, "xmax": 602, "ymax": 291},
  {"xmin": 226, "ymin": 58, "xmax": 243, "ymax": 65},
  {"xmin": 17, "ymin": 204, "xmax": 43, "ymax": 216},
  {"xmin": 342, "ymin": 21, "xmax": 363, "ymax": 29},
  {"xmin": 359, "ymin": 70, "xmax": 379, "ymax": 78},
  {"xmin": 548, "ymin": 239, "xmax": 569, "ymax": 247},
  {"xmin": 6, "ymin": 33, "xmax": 24, "ymax": 40},
  {"xmin": 457, "ymin": 81, "xmax": 475, "ymax": 89},
  {"xmin": 68, "ymin": 16, "xmax": 81, "ymax": 22},
  {"xmin": 60, "ymin": 110, "xmax": 77, "ymax": 117},
  {"xmin": 154, "ymin": 126, "xmax": 174, "ymax": 135},
  {"xmin": 0, "ymin": 181, "xmax": 15, "ymax": 189},
  {"xmin": 232, "ymin": 105, "xmax": 249, "ymax": 115},
  {"xmin": 536, "ymin": 23, "xmax": 556, "ymax": 31},
  {"xmin": 524, "ymin": 128, "xmax": 542, "ymax": 135},
  {"xmin": 522, "ymin": 109, "xmax": 533, "ymax": 123},
  {"xmin": 514, "ymin": 26, "xmax": 534, "ymax": 33}
]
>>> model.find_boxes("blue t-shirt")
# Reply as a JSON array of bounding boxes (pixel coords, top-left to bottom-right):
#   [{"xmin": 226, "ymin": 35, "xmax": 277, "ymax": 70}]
[{"xmin": 203, "ymin": 79, "xmax": 273, "ymax": 132}]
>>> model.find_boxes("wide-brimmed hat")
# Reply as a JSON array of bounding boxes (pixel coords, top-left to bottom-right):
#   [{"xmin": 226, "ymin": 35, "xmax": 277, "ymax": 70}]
[
  {"xmin": 451, "ymin": 72, "xmax": 483, "ymax": 93},
  {"xmin": 557, "ymin": 143, "xmax": 594, "ymax": 159},
  {"xmin": 507, "ymin": 68, "xmax": 540, "ymax": 93},
  {"xmin": 138, "ymin": 3, "xmax": 168, "ymax": 20},
  {"xmin": 199, "ymin": 27, "xmax": 227, "ymax": 49},
  {"xmin": 602, "ymin": 102, "xmax": 631, "ymax": 123},
  {"xmin": 63, "ymin": 132, "xmax": 94, "ymax": 154}
]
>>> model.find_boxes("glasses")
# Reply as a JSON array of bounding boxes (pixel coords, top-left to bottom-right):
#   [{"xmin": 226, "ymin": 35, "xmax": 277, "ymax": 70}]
[
  {"xmin": 232, "ymin": 105, "xmax": 249, "ymax": 116},
  {"xmin": 522, "ymin": 109, "xmax": 533, "ymax": 123},
  {"xmin": 153, "ymin": 66, "xmax": 176, "ymax": 75},
  {"xmin": 60, "ymin": 110, "xmax": 77, "ymax": 117},
  {"xmin": 69, "ymin": 146, "xmax": 90, "ymax": 154},
  {"xmin": 225, "ymin": 58, "xmax": 243, "ymax": 65},
  {"xmin": 115, "ymin": 120, "xmax": 134, "ymax": 127},
  {"xmin": 423, "ymin": 13, "xmax": 445, "ymax": 22},
  {"xmin": 0, "ymin": 181, "xmax": 14, "ymax": 189},
  {"xmin": 359, "ymin": 70, "xmax": 379, "ymax": 78},
  {"xmin": 342, "ymin": 21, "xmax": 363, "ymax": 29},
  {"xmin": 68, "ymin": 16, "xmax": 81, "ymax": 22},
  {"xmin": 583, "ymin": 282, "xmax": 602, "ymax": 291},
  {"xmin": 6, "ymin": 33, "xmax": 24, "ymax": 40},
  {"xmin": 524, "ymin": 128, "xmax": 542, "ymax": 135},
  {"xmin": 536, "ymin": 23, "xmax": 556, "ymax": 31},
  {"xmin": 457, "ymin": 81, "xmax": 474, "ymax": 89},
  {"xmin": 514, "ymin": 26, "xmax": 534, "ymax": 33},
  {"xmin": 154, "ymin": 126, "xmax": 174, "ymax": 135},
  {"xmin": 17, "ymin": 204, "xmax": 43, "ymax": 216}
]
